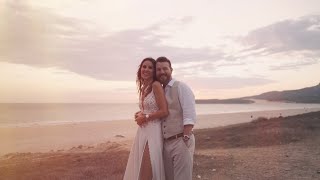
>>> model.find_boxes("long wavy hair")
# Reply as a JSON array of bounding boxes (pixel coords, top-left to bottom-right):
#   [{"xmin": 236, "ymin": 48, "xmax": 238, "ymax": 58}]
[{"xmin": 136, "ymin": 57, "xmax": 157, "ymax": 97}]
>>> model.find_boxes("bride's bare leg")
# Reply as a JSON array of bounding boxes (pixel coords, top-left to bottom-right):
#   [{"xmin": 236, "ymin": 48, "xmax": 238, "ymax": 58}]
[{"xmin": 139, "ymin": 142, "xmax": 153, "ymax": 180}]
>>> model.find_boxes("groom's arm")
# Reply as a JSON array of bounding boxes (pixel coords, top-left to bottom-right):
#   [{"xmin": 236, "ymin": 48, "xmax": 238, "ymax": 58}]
[{"xmin": 178, "ymin": 82, "xmax": 196, "ymax": 136}]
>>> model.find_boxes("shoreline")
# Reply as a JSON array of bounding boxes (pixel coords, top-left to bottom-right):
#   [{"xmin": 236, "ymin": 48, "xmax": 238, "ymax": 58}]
[
  {"xmin": 1, "ymin": 107, "xmax": 320, "ymax": 155},
  {"xmin": 195, "ymin": 107, "xmax": 320, "ymax": 129},
  {"xmin": 1, "ymin": 106, "xmax": 318, "ymax": 129}
]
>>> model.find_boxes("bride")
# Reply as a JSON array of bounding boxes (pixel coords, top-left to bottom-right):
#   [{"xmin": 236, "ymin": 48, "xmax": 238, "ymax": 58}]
[{"xmin": 123, "ymin": 57, "xmax": 168, "ymax": 180}]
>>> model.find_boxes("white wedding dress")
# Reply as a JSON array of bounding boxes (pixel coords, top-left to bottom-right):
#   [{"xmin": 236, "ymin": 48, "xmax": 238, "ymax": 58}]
[{"xmin": 123, "ymin": 90, "xmax": 166, "ymax": 180}]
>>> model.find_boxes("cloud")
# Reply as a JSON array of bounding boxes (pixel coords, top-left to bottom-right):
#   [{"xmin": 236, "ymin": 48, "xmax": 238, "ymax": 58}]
[
  {"xmin": 184, "ymin": 76, "xmax": 275, "ymax": 90},
  {"xmin": 0, "ymin": 1, "xmax": 93, "ymax": 65},
  {"xmin": 240, "ymin": 15, "xmax": 320, "ymax": 54},
  {"xmin": 0, "ymin": 1, "xmax": 224, "ymax": 81},
  {"xmin": 270, "ymin": 58, "xmax": 319, "ymax": 71},
  {"xmin": 2, "ymin": 1, "xmax": 304, "ymax": 92},
  {"xmin": 226, "ymin": 15, "xmax": 320, "ymax": 71}
]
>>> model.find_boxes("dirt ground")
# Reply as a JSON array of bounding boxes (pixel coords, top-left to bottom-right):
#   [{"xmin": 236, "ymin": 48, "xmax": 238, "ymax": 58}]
[
  {"xmin": 193, "ymin": 111, "xmax": 320, "ymax": 179},
  {"xmin": 1, "ymin": 111, "xmax": 320, "ymax": 180}
]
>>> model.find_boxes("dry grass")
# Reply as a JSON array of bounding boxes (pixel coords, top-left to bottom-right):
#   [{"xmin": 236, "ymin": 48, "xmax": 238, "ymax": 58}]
[
  {"xmin": 195, "ymin": 111, "xmax": 320, "ymax": 149},
  {"xmin": 0, "ymin": 143, "xmax": 129, "ymax": 180},
  {"xmin": 193, "ymin": 111, "xmax": 320, "ymax": 179}
]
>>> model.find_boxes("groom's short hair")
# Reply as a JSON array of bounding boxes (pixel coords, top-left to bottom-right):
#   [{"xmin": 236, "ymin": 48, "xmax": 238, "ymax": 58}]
[{"xmin": 156, "ymin": 56, "xmax": 172, "ymax": 69}]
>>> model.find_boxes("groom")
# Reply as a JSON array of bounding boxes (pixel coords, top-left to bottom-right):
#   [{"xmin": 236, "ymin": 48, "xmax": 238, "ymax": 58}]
[{"xmin": 156, "ymin": 56, "xmax": 196, "ymax": 180}]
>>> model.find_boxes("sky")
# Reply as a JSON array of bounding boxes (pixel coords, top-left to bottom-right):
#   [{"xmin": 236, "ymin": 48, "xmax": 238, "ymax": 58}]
[{"xmin": 0, "ymin": 0, "xmax": 320, "ymax": 103}]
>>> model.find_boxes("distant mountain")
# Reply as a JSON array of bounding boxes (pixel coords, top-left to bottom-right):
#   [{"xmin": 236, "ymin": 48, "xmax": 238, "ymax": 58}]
[
  {"xmin": 248, "ymin": 83, "xmax": 320, "ymax": 103},
  {"xmin": 196, "ymin": 83, "xmax": 320, "ymax": 104}
]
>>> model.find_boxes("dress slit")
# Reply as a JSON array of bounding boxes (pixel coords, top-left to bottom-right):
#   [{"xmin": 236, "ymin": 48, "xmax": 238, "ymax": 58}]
[{"xmin": 139, "ymin": 141, "xmax": 153, "ymax": 180}]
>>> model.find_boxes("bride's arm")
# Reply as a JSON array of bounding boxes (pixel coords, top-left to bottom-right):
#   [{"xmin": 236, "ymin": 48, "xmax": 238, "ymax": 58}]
[
  {"xmin": 149, "ymin": 81, "xmax": 169, "ymax": 121},
  {"xmin": 135, "ymin": 81, "xmax": 168, "ymax": 125}
]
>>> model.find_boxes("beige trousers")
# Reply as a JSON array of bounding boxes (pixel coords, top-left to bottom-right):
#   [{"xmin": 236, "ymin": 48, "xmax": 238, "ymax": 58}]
[{"xmin": 163, "ymin": 134, "xmax": 195, "ymax": 180}]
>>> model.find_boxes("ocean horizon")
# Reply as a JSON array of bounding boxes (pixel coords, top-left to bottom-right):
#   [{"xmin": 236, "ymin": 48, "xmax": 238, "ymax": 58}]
[{"xmin": 1, "ymin": 100, "xmax": 320, "ymax": 128}]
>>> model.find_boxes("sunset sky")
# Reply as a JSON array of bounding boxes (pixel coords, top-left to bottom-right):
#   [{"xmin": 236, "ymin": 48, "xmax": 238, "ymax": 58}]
[{"xmin": 0, "ymin": 0, "xmax": 320, "ymax": 103}]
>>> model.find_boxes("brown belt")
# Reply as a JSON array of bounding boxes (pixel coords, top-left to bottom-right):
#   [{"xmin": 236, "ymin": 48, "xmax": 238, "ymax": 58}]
[{"xmin": 164, "ymin": 133, "xmax": 184, "ymax": 141}]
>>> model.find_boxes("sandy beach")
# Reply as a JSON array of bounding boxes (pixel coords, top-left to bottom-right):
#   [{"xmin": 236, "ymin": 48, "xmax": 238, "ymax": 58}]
[
  {"xmin": 1, "ymin": 108, "xmax": 320, "ymax": 155},
  {"xmin": 1, "ymin": 108, "xmax": 320, "ymax": 179}
]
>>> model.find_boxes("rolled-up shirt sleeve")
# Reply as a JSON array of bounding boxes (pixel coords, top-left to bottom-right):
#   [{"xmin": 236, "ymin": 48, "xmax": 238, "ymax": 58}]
[{"xmin": 178, "ymin": 82, "xmax": 196, "ymax": 125}]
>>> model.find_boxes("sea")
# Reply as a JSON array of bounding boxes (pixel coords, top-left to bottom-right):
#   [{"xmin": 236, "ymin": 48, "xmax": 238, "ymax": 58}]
[{"xmin": 1, "ymin": 100, "xmax": 320, "ymax": 128}]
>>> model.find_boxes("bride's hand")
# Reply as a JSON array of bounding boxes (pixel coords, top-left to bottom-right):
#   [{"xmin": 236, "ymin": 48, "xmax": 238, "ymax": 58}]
[
  {"xmin": 134, "ymin": 111, "xmax": 142, "ymax": 119},
  {"xmin": 135, "ymin": 114, "xmax": 146, "ymax": 126}
]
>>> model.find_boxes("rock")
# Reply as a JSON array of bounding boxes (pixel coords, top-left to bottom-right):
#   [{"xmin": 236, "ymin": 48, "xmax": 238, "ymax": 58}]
[
  {"xmin": 196, "ymin": 175, "xmax": 201, "ymax": 179},
  {"xmin": 317, "ymin": 170, "xmax": 320, "ymax": 174},
  {"xmin": 291, "ymin": 137, "xmax": 300, "ymax": 141},
  {"xmin": 205, "ymin": 137, "xmax": 211, "ymax": 140},
  {"xmin": 212, "ymin": 168, "xmax": 217, "ymax": 172},
  {"xmin": 115, "ymin": 134, "xmax": 125, "ymax": 138},
  {"xmin": 78, "ymin": 145, "xmax": 83, "ymax": 149}
]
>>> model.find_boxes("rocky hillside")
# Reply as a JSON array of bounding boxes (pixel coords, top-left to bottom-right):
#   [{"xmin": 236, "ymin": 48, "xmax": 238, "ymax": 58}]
[{"xmin": 249, "ymin": 83, "xmax": 320, "ymax": 103}]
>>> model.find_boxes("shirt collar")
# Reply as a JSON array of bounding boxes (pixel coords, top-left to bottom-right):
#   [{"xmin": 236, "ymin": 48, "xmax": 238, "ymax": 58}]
[{"xmin": 166, "ymin": 79, "xmax": 176, "ymax": 87}]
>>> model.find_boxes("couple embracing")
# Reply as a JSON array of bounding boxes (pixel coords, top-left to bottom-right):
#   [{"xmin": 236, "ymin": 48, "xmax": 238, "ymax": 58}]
[{"xmin": 123, "ymin": 57, "xmax": 196, "ymax": 180}]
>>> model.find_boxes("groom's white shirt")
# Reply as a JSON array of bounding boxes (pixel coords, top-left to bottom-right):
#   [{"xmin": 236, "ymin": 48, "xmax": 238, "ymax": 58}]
[{"xmin": 164, "ymin": 79, "xmax": 196, "ymax": 126}]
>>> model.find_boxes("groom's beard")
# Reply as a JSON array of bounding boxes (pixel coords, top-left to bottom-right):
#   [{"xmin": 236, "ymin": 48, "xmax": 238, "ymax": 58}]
[
  {"xmin": 157, "ymin": 74, "xmax": 166, "ymax": 83},
  {"xmin": 157, "ymin": 74, "xmax": 170, "ymax": 85}
]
